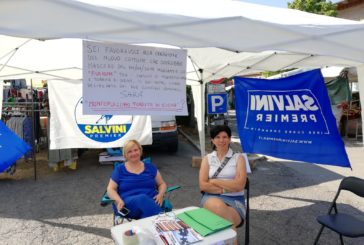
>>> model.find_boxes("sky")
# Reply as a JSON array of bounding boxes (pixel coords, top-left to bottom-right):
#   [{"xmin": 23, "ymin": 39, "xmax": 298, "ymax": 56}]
[
  {"xmin": 242, "ymin": 0, "xmax": 289, "ymax": 8},
  {"xmin": 242, "ymin": 0, "xmax": 341, "ymax": 8}
]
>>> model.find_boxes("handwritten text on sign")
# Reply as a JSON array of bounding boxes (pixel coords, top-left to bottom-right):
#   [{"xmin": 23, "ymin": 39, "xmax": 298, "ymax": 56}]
[{"xmin": 83, "ymin": 41, "xmax": 188, "ymax": 115}]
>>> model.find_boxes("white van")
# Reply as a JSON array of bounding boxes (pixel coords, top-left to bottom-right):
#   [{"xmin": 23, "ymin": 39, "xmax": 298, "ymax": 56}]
[{"xmin": 151, "ymin": 115, "xmax": 178, "ymax": 152}]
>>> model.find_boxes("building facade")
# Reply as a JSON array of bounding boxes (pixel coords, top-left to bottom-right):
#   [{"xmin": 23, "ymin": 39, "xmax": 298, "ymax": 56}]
[{"xmin": 337, "ymin": 0, "xmax": 364, "ymax": 20}]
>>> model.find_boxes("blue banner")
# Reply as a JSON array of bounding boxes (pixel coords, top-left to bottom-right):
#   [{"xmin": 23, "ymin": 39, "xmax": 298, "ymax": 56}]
[
  {"xmin": 234, "ymin": 69, "xmax": 351, "ymax": 168},
  {"xmin": 0, "ymin": 120, "xmax": 31, "ymax": 173}
]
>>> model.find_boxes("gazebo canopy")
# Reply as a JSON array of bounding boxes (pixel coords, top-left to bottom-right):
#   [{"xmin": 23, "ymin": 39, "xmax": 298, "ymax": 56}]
[{"xmin": 1, "ymin": 0, "xmax": 364, "ymax": 155}]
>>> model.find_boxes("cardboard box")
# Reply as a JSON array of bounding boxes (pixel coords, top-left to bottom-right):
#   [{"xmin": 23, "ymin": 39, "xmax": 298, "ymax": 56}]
[{"xmin": 192, "ymin": 156, "xmax": 203, "ymax": 168}]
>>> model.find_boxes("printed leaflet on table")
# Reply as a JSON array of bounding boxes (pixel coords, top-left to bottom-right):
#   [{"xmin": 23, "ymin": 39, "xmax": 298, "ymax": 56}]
[{"xmin": 154, "ymin": 216, "xmax": 203, "ymax": 245}]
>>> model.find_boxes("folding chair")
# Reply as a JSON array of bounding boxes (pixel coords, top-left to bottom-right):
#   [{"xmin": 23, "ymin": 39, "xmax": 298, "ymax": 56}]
[
  {"xmin": 313, "ymin": 176, "xmax": 364, "ymax": 245},
  {"xmin": 238, "ymin": 153, "xmax": 250, "ymax": 245},
  {"xmin": 237, "ymin": 177, "xmax": 250, "ymax": 245}
]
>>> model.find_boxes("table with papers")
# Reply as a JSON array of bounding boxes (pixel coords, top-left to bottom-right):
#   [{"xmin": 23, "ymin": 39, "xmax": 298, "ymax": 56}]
[{"xmin": 110, "ymin": 206, "xmax": 236, "ymax": 245}]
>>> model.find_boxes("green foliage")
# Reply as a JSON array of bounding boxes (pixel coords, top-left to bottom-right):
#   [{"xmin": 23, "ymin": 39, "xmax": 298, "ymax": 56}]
[
  {"xmin": 287, "ymin": 0, "xmax": 337, "ymax": 17},
  {"xmin": 261, "ymin": 71, "xmax": 283, "ymax": 78},
  {"xmin": 261, "ymin": 69, "xmax": 295, "ymax": 78}
]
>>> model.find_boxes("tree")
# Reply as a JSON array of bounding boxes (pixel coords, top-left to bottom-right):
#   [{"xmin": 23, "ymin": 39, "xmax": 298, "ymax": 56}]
[{"xmin": 288, "ymin": 0, "xmax": 337, "ymax": 17}]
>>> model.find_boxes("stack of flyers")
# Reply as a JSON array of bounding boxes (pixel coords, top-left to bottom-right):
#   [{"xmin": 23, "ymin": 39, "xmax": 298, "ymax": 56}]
[
  {"xmin": 155, "ymin": 219, "xmax": 189, "ymax": 231},
  {"xmin": 154, "ymin": 218, "xmax": 203, "ymax": 245}
]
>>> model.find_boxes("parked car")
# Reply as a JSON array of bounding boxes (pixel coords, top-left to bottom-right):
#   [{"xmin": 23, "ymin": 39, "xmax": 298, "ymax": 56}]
[{"xmin": 151, "ymin": 115, "xmax": 178, "ymax": 152}]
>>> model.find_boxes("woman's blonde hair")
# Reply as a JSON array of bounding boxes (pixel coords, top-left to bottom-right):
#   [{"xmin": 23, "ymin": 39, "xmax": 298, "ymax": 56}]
[{"xmin": 123, "ymin": 139, "xmax": 143, "ymax": 159}]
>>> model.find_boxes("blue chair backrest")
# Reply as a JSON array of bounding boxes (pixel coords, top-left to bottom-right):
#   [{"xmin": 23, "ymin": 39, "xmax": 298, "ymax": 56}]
[{"xmin": 106, "ymin": 148, "xmax": 123, "ymax": 156}]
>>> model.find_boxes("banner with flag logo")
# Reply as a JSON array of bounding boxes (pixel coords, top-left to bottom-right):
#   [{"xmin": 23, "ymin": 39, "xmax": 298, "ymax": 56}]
[
  {"xmin": 48, "ymin": 80, "xmax": 152, "ymax": 149},
  {"xmin": 234, "ymin": 69, "xmax": 351, "ymax": 168}
]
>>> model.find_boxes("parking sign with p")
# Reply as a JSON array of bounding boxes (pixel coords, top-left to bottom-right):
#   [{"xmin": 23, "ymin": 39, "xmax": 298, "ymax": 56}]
[{"xmin": 207, "ymin": 93, "xmax": 228, "ymax": 114}]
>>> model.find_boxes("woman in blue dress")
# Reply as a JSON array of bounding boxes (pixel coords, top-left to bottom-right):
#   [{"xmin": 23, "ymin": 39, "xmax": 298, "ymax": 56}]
[{"xmin": 107, "ymin": 139, "xmax": 167, "ymax": 220}]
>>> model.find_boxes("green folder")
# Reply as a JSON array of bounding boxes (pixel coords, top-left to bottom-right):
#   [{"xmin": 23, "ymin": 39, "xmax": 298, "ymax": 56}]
[{"xmin": 177, "ymin": 208, "xmax": 232, "ymax": 237}]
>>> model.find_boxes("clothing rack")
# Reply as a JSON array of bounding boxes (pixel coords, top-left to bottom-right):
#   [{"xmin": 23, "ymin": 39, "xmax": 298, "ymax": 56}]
[{"xmin": 1, "ymin": 80, "xmax": 49, "ymax": 180}]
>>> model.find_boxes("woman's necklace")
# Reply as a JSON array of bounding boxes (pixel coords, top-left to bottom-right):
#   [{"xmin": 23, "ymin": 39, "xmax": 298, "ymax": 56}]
[
  {"xmin": 126, "ymin": 161, "xmax": 144, "ymax": 174},
  {"xmin": 216, "ymin": 149, "xmax": 229, "ymax": 161}
]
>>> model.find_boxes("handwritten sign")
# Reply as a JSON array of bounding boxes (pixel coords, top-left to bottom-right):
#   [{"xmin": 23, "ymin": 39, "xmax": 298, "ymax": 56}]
[{"xmin": 82, "ymin": 41, "xmax": 187, "ymax": 115}]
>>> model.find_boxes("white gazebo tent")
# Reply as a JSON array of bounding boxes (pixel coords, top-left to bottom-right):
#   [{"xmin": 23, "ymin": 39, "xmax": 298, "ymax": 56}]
[
  {"xmin": 1, "ymin": 0, "xmax": 364, "ymax": 156},
  {"xmin": 0, "ymin": 35, "xmax": 82, "ymax": 81}
]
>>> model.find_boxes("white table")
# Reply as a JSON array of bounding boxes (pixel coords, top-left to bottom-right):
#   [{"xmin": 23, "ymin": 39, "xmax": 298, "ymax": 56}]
[{"xmin": 111, "ymin": 206, "xmax": 236, "ymax": 245}]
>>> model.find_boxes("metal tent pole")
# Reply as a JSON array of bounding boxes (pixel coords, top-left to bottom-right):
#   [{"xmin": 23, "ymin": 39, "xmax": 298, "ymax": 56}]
[
  {"xmin": 199, "ymin": 68, "xmax": 206, "ymax": 157},
  {"xmin": 31, "ymin": 79, "xmax": 37, "ymax": 181}
]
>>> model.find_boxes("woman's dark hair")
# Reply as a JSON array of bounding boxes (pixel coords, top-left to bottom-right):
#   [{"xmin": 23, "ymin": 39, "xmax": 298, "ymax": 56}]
[{"xmin": 210, "ymin": 125, "xmax": 231, "ymax": 150}]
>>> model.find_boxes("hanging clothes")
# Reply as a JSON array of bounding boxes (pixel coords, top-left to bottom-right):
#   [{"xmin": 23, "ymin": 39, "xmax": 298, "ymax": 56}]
[
  {"xmin": 325, "ymin": 72, "xmax": 351, "ymax": 105},
  {"xmin": 22, "ymin": 117, "xmax": 34, "ymax": 159},
  {"xmin": 3, "ymin": 87, "xmax": 10, "ymax": 102},
  {"xmin": 5, "ymin": 116, "xmax": 34, "ymax": 159},
  {"xmin": 47, "ymin": 117, "xmax": 78, "ymax": 169},
  {"xmin": 325, "ymin": 71, "xmax": 352, "ymax": 128}
]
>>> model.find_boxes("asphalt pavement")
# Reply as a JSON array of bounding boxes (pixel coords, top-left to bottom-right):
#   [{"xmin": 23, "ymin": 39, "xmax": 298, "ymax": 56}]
[{"xmin": 0, "ymin": 111, "xmax": 364, "ymax": 245}]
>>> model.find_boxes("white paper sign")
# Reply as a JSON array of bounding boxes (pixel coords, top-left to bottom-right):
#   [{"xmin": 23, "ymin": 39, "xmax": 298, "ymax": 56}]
[{"xmin": 83, "ymin": 41, "xmax": 188, "ymax": 115}]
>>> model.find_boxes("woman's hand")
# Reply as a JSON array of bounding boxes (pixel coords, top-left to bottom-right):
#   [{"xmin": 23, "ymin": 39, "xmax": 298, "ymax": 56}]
[
  {"xmin": 115, "ymin": 199, "xmax": 125, "ymax": 212},
  {"xmin": 154, "ymin": 193, "xmax": 164, "ymax": 206},
  {"xmin": 209, "ymin": 179, "xmax": 224, "ymax": 194},
  {"xmin": 107, "ymin": 179, "xmax": 126, "ymax": 212}
]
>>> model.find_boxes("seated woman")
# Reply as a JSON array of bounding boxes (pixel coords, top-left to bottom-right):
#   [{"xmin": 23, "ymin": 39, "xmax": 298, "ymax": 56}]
[
  {"xmin": 199, "ymin": 125, "xmax": 247, "ymax": 235},
  {"xmin": 107, "ymin": 139, "xmax": 167, "ymax": 221}
]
